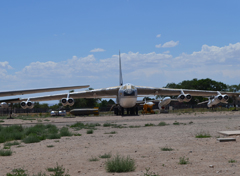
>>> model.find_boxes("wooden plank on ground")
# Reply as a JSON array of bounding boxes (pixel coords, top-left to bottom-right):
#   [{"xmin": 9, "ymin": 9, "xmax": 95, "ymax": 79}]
[{"xmin": 218, "ymin": 131, "xmax": 240, "ymax": 136}]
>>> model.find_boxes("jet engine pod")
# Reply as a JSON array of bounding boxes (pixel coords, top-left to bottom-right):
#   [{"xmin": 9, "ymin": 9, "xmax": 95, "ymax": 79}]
[
  {"xmin": 0, "ymin": 102, "xmax": 9, "ymax": 108},
  {"xmin": 217, "ymin": 95, "xmax": 223, "ymax": 101},
  {"xmin": 222, "ymin": 95, "xmax": 229, "ymax": 102},
  {"xmin": 20, "ymin": 101, "xmax": 27, "ymax": 109},
  {"xmin": 67, "ymin": 98, "xmax": 74, "ymax": 106},
  {"xmin": 177, "ymin": 94, "xmax": 185, "ymax": 102},
  {"xmin": 26, "ymin": 101, "xmax": 34, "ymax": 109},
  {"xmin": 185, "ymin": 94, "xmax": 192, "ymax": 102},
  {"xmin": 61, "ymin": 98, "xmax": 68, "ymax": 106}
]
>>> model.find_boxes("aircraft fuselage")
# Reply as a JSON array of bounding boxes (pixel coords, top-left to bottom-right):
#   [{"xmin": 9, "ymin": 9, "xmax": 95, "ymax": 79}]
[{"xmin": 117, "ymin": 83, "xmax": 137, "ymax": 108}]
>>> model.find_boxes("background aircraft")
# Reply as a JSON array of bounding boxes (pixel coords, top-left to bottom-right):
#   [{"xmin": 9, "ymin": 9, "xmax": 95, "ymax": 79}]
[
  {"xmin": 6, "ymin": 52, "xmax": 240, "ymax": 115},
  {"xmin": 0, "ymin": 85, "xmax": 89, "ymax": 109}
]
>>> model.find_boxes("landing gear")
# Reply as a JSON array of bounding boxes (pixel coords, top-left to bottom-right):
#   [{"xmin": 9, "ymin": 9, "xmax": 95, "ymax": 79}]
[{"xmin": 114, "ymin": 106, "xmax": 139, "ymax": 116}]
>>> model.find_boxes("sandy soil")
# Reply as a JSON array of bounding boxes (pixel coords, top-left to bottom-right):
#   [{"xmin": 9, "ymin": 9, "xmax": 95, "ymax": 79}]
[{"xmin": 1, "ymin": 111, "xmax": 240, "ymax": 176}]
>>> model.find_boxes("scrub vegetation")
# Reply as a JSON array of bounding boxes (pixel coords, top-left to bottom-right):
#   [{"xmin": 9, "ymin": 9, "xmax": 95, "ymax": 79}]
[
  {"xmin": 0, "ymin": 124, "xmax": 73, "ymax": 144},
  {"xmin": 195, "ymin": 131, "xmax": 211, "ymax": 138},
  {"xmin": 158, "ymin": 122, "xmax": 168, "ymax": 126},
  {"xmin": 178, "ymin": 157, "xmax": 190, "ymax": 165},
  {"xmin": 105, "ymin": 154, "xmax": 136, "ymax": 172},
  {"xmin": 160, "ymin": 146, "xmax": 174, "ymax": 151},
  {"xmin": 0, "ymin": 149, "xmax": 12, "ymax": 156},
  {"xmin": 142, "ymin": 167, "xmax": 160, "ymax": 176},
  {"xmin": 99, "ymin": 152, "xmax": 112, "ymax": 159},
  {"xmin": 70, "ymin": 122, "xmax": 100, "ymax": 130}
]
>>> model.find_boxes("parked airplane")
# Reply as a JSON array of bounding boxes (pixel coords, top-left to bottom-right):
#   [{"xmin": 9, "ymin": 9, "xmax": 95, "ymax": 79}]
[
  {"xmin": 197, "ymin": 91, "xmax": 229, "ymax": 108},
  {"xmin": 5, "ymin": 52, "xmax": 240, "ymax": 115},
  {"xmin": 0, "ymin": 85, "xmax": 89, "ymax": 108}
]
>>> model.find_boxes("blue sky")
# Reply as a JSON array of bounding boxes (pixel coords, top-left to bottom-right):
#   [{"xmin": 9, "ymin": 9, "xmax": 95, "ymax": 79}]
[{"xmin": 1, "ymin": 0, "xmax": 240, "ymax": 102}]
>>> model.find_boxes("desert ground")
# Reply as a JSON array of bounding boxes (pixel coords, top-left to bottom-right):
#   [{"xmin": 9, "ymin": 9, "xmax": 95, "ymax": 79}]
[{"xmin": 1, "ymin": 110, "xmax": 240, "ymax": 176}]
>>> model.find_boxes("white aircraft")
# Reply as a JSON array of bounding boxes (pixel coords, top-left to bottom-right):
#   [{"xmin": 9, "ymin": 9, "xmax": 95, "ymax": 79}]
[
  {"xmin": 197, "ymin": 91, "xmax": 229, "ymax": 108},
  {"xmin": 6, "ymin": 52, "xmax": 240, "ymax": 115},
  {"xmin": 0, "ymin": 85, "xmax": 89, "ymax": 109}
]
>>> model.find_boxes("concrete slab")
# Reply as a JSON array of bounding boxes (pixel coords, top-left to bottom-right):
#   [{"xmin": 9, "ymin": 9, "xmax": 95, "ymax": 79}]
[
  {"xmin": 217, "ymin": 138, "xmax": 236, "ymax": 142},
  {"xmin": 218, "ymin": 130, "xmax": 240, "ymax": 136}
]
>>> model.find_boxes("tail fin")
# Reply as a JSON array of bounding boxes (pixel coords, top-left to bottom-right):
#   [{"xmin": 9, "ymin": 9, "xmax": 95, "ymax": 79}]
[{"xmin": 119, "ymin": 50, "xmax": 123, "ymax": 86}]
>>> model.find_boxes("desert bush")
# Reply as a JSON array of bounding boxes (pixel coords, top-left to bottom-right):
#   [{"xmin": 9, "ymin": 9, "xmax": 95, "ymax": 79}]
[
  {"xmin": 158, "ymin": 122, "xmax": 167, "ymax": 126},
  {"xmin": 179, "ymin": 156, "xmax": 189, "ymax": 165},
  {"xmin": 0, "ymin": 149, "xmax": 12, "ymax": 156},
  {"xmin": 160, "ymin": 147, "xmax": 173, "ymax": 151},
  {"xmin": 105, "ymin": 154, "xmax": 136, "ymax": 172},
  {"xmin": 89, "ymin": 156, "xmax": 99, "ymax": 161},
  {"xmin": 60, "ymin": 127, "xmax": 72, "ymax": 137},
  {"xmin": 87, "ymin": 129, "xmax": 94, "ymax": 134},
  {"xmin": 195, "ymin": 131, "xmax": 211, "ymax": 138},
  {"xmin": 4, "ymin": 141, "xmax": 20, "ymax": 147},
  {"xmin": 22, "ymin": 135, "xmax": 41, "ymax": 144},
  {"xmin": 99, "ymin": 152, "xmax": 112, "ymax": 158}
]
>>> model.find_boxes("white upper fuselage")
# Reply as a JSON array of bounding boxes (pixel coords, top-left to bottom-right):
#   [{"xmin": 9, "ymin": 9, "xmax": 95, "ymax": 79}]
[{"xmin": 118, "ymin": 83, "xmax": 138, "ymax": 108}]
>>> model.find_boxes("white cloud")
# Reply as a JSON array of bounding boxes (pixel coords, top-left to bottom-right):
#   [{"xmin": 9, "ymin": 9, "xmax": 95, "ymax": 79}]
[
  {"xmin": 162, "ymin": 40, "xmax": 179, "ymax": 48},
  {"xmin": 163, "ymin": 51, "xmax": 170, "ymax": 54},
  {"xmin": 2, "ymin": 42, "xmax": 240, "ymax": 91},
  {"xmin": 155, "ymin": 44, "xmax": 162, "ymax": 48},
  {"xmin": 0, "ymin": 61, "xmax": 13, "ymax": 69},
  {"xmin": 90, "ymin": 48, "xmax": 105, "ymax": 52},
  {"xmin": 156, "ymin": 34, "xmax": 161, "ymax": 38}
]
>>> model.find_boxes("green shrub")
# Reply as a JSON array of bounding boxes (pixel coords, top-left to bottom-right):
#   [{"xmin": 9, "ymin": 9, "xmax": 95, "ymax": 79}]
[
  {"xmin": 22, "ymin": 135, "xmax": 41, "ymax": 144},
  {"xmin": 60, "ymin": 127, "xmax": 72, "ymax": 137},
  {"xmin": 47, "ymin": 133, "xmax": 61, "ymax": 139},
  {"xmin": 144, "ymin": 123, "xmax": 155, "ymax": 127},
  {"xmin": 158, "ymin": 122, "xmax": 167, "ymax": 126},
  {"xmin": 173, "ymin": 121, "xmax": 180, "ymax": 125},
  {"xmin": 6, "ymin": 168, "xmax": 28, "ymax": 176},
  {"xmin": 47, "ymin": 145, "xmax": 54, "ymax": 148},
  {"xmin": 195, "ymin": 131, "xmax": 211, "ymax": 138},
  {"xmin": 179, "ymin": 157, "xmax": 189, "ymax": 165},
  {"xmin": 142, "ymin": 167, "xmax": 160, "ymax": 176},
  {"xmin": 0, "ymin": 149, "xmax": 12, "ymax": 156},
  {"xmin": 105, "ymin": 154, "xmax": 136, "ymax": 172},
  {"xmin": 46, "ymin": 163, "xmax": 70, "ymax": 176},
  {"xmin": 87, "ymin": 129, "xmax": 93, "ymax": 134},
  {"xmin": 4, "ymin": 141, "xmax": 20, "ymax": 147},
  {"xmin": 103, "ymin": 123, "xmax": 111, "ymax": 127},
  {"xmin": 229, "ymin": 159, "xmax": 237, "ymax": 163},
  {"xmin": 99, "ymin": 153, "xmax": 112, "ymax": 158},
  {"xmin": 160, "ymin": 147, "xmax": 173, "ymax": 151},
  {"xmin": 89, "ymin": 156, "xmax": 99, "ymax": 161}
]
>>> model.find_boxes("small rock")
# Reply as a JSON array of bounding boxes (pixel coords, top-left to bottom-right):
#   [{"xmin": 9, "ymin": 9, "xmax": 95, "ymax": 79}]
[{"xmin": 209, "ymin": 165, "xmax": 214, "ymax": 168}]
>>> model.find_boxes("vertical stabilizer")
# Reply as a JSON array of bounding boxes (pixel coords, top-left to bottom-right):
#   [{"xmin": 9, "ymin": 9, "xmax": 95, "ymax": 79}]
[{"xmin": 119, "ymin": 50, "xmax": 123, "ymax": 86}]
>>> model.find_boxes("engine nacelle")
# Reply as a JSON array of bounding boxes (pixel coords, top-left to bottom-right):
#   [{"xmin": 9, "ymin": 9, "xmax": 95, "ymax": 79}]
[
  {"xmin": 61, "ymin": 98, "xmax": 74, "ymax": 106},
  {"xmin": 177, "ymin": 94, "xmax": 192, "ymax": 102},
  {"xmin": 67, "ymin": 98, "xmax": 74, "ymax": 106},
  {"xmin": 20, "ymin": 101, "xmax": 34, "ymax": 109},
  {"xmin": 158, "ymin": 97, "xmax": 171, "ymax": 109},
  {"xmin": 222, "ymin": 94, "xmax": 229, "ymax": 102},
  {"xmin": 0, "ymin": 102, "xmax": 9, "ymax": 108}
]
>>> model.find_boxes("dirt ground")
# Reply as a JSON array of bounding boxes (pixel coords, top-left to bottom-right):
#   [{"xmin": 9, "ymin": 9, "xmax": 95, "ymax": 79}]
[{"xmin": 1, "ymin": 111, "xmax": 240, "ymax": 176}]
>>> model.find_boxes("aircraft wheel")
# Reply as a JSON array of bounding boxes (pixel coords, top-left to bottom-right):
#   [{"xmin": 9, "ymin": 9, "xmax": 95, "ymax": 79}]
[
  {"xmin": 121, "ymin": 107, "xmax": 124, "ymax": 116},
  {"xmin": 135, "ymin": 107, "xmax": 138, "ymax": 115}
]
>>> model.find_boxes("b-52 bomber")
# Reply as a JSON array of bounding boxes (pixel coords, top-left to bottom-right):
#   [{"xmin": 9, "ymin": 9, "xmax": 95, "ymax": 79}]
[{"xmin": 3, "ymin": 52, "xmax": 240, "ymax": 116}]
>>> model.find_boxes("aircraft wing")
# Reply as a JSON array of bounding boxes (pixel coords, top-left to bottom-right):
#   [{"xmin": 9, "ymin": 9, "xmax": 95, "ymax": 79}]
[
  {"xmin": 0, "ymin": 85, "xmax": 89, "ymax": 97},
  {"xmin": 0, "ymin": 98, "xmax": 21, "ymax": 103},
  {"xmin": 136, "ymin": 86, "xmax": 240, "ymax": 97},
  {"xmin": 17, "ymin": 86, "xmax": 120, "ymax": 102}
]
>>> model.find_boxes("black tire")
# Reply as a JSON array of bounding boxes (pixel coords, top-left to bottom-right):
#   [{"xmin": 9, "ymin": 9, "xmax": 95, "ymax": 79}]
[
  {"xmin": 135, "ymin": 107, "xmax": 138, "ymax": 115},
  {"xmin": 121, "ymin": 107, "xmax": 124, "ymax": 116}
]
